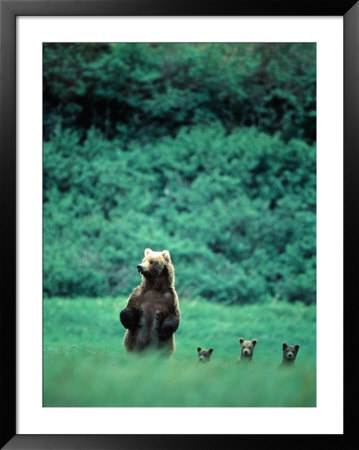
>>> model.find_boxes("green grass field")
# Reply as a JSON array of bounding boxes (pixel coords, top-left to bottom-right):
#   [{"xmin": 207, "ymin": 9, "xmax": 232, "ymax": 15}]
[{"xmin": 43, "ymin": 297, "xmax": 316, "ymax": 407}]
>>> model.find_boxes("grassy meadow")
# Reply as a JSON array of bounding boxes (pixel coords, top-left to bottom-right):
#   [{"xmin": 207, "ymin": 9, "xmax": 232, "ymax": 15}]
[{"xmin": 43, "ymin": 297, "xmax": 316, "ymax": 407}]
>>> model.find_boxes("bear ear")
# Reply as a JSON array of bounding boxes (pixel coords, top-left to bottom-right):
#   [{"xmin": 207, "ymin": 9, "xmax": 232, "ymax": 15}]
[
  {"xmin": 162, "ymin": 250, "xmax": 171, "ymax": 261},
  {"xmin": 295, "ymin": 344, "xmax": 300, "ymax": 351},
  {"xmin": 197, "ymin": 347, "xmax": 201, "ymax": 353},
  {"xmin": 239, "ymin": 338, "xmax": 244, "ymax": 344},
  {"xmin": 209, "ymin": 348, "xmax": 214, "ymax": 354},
  {"xmin": 144, "ymin": 248, "xmax": 152, "ymax": 257},
  {"xmin": 252, "ymin": 339, "xmax": 257, "ymax": 346},
  {"xmin": 282, "ymin": 342, "xmax": 288, "ymax": 349}
]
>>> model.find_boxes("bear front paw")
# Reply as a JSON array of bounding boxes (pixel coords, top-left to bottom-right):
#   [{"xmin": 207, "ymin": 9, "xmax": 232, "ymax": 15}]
[
  {"xmin": 155, "ymin": 309, "xmax": 163, "ymax": 319},
  {"xmin": 120, "ymin": 308, "xmax": 138, "ymax": 330},
  {"xmin": 154, "ymin": 309, "xmax": 164, "ymax": 330}
]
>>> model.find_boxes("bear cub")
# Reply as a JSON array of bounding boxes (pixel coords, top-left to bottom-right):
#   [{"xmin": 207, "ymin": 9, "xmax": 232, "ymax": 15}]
[
  {"xmin": 197, "ymin": 347, "xmax": 214, "ymax": 363},
  {"xmin": 280, "ymin": 343, "xmax": 300, "ymax": 366},
  {"xmin": 237, "ymin": 337, "xmax": 257, "ymax": 362},
  {"xmin": 119, "ymin": 248, "xmax": 180, "ymax": 356}
]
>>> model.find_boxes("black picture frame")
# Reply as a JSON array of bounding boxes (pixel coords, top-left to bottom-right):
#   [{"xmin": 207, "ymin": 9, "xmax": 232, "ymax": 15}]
[{"xmin": 1, "ymin": 0, "xmax": 356, "ymax": 448}]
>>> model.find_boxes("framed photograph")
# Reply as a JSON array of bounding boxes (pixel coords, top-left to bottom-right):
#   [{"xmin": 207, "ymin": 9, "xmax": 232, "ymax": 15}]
[{"xmin": 1, "ymin": 0, "xmax": 355, "ymax": 448}]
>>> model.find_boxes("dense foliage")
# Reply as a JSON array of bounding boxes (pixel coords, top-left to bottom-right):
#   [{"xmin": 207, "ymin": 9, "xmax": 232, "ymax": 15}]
[
  {"xmin": 44, "ymin": 43, "xmax": 316, "ymax": 144},
  {"xmin": 43, "ymin": 43, "xmax": 316, "ymax": 304}
]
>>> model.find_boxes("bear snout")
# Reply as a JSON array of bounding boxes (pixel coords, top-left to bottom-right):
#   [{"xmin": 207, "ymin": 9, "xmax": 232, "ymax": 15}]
[
  {"xmin": 137, "ymin": 264, "xmax": 146, "ymax": 273},
  {"xmin": 243, "ymin": 349, "xmax": 251, "ymax": 356},
  {"xmin": 286, "ymin": 352, "xmax": 294, "ymax": 359}
]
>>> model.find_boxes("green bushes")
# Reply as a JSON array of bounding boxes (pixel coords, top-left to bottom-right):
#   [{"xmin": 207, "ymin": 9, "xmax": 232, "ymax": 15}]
[
  {"xmin": 44, "ymin": 43, "xmax": 316, "ymax": 144},
  {"xmin": 43, "ymin": 123, "xmax": 316, "ymax": 304},
  {"xmin": 43, "ymin": 43, "xmax": 316, "ymax": 303}
]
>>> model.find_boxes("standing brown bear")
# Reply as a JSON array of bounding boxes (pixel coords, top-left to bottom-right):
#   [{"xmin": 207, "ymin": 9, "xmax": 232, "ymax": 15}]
[{"xmin": 119, "ymin": 248, "xmax": 180, "ymax": 356}]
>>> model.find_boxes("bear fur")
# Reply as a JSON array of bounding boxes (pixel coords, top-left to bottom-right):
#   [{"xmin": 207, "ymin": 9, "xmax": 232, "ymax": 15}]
[
  {"xmin": 237, "ymin": 337, "xmax": 257, "ymax": 362},
  {"xmin": 197, "ymin": 347, "xmax": 213, "ymax": 363},
  {"xmin": 119, "ymin": 248, "xmax": 180, "ymax": 356},
  {"xmin": 280, "ymin": 343, "xmax": 300, "ymax": 366}
]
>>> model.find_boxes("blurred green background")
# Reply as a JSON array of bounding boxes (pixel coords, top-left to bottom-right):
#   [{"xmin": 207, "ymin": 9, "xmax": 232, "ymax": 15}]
[{"xmin": 43, "ymin": 43, "xmax": 316, "ymax": 407}]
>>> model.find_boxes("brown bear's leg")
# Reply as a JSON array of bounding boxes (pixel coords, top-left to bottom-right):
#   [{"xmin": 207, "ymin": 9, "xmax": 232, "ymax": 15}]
[
  {"xmin": 123, "ymin": 329, "xmax": 142, "ymax": 353},
  {"xmin": 123, "ymin": 330, "xmax": 132, "ymax": 351},
  {"xmin": 120, "ymin": 307, "xmax": 139, "ymax": 330},
  {"xmin": 157, "ymin": 335, "xmax": 175, "ymax": 356}
]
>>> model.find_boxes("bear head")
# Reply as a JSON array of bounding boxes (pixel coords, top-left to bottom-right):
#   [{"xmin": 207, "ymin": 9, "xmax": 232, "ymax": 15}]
[
  {"xmin": 239, "ymin": 337, "xmax": 257, "ymax": 359},
  {"xmin": 197, "ymin": 347, "xmax": 213, "ymax": 362},
  {"xmin": 282, "ymin": 343, "xmax": 300, "ymax": 362},
  {"xmin": 137, "ymin": 248, "xmax": 173, "ymax": 281}
]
